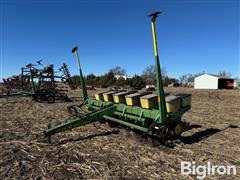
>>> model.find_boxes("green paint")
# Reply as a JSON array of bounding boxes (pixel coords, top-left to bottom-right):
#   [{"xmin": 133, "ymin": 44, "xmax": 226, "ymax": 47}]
[
  {"xmin": 103, "ymin": 115, "xmax": 149, "ymax": 133},
  {"xmin": 73, "ymin": 48, "xmax": 88, "ymax": 101},
  {"xmin": 44, "ymin": 104, "xmax": 117, "ymax": 137},
  {"xmin": 150, "ymin": 16, "xmax": 167, "ymax": 124},
  {"xmin": 155, "ymin": 55, "xmax": 167, "ymax": 123}
]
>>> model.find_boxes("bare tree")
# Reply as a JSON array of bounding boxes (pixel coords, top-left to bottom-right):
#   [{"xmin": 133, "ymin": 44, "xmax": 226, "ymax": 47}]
[
  {"xmin": 218, "ymin": 70, "xmax": 232, "ymax": 78},
  {"xmin": 179, "ymin": 73, "xmax": 194, "ymax": 86},
  {"xmin": 142, "ymin": 65, "xmax": 166, "ymax": 85},
  {"xmin": 109, "ymin": 66, "xmax": 126, "ymax": 76}
]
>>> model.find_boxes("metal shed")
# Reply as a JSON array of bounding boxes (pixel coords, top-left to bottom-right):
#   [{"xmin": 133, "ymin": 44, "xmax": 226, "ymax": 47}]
[{"xmin": 194, "ymin": 74, "xmax": 234, "ymax": 89}]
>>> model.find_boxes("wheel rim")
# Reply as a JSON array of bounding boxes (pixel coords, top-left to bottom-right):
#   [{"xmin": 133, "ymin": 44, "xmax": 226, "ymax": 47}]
[
  {"xmin": 174, "ymin": 122, "xmax": 184, "ymax": 136},
  {"xmin": 47, "ymin": 96, "xmax": 55, "ymax": 103}
]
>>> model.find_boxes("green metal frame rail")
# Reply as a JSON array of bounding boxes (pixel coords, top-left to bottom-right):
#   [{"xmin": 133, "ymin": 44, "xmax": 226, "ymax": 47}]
[{"xmin": 44, "ymin": 98, "xmax": 191, "ymax": 137}]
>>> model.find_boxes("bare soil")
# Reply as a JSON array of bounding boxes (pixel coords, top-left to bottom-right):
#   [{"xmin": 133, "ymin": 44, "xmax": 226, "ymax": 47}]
[{"xmin": 0, "ymin": 88, "xmax": 240, "ymax": 179}]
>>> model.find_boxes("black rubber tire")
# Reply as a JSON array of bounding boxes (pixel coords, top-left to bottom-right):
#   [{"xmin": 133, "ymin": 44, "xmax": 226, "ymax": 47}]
[
  {"xmin": 64, "ymin": 95, "xmax": 69, "ymax": 101},
  {"xmin": 67, "ymin": 106, "xmax": 79, "ymax": 117},
  {"xmin": 47, "ymin": 95, "xmax": 55, "ymax": 103}
]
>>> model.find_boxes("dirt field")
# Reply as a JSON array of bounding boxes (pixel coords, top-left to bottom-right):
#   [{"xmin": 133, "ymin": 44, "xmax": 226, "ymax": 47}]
[{"xmin": 0, "ymin": 88, "xmax": 240, "ymax": 179}]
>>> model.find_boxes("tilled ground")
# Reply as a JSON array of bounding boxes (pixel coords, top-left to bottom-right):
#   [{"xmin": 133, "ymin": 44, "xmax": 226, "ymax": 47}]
[{"xmin": 0, "ymin": 88, "xmax": 240, "ymax": 179}]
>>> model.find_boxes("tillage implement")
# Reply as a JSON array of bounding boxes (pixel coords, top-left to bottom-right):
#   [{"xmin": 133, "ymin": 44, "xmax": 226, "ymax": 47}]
[{"xmin": 1, "ymin": 60, "xmax": 73, "ymax": 103}]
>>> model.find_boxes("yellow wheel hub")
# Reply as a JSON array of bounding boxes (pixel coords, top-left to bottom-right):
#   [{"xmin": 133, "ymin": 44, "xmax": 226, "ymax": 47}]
[{"xmin": 174, "ymin": 122, "xmax": 184, "ymax": 136}]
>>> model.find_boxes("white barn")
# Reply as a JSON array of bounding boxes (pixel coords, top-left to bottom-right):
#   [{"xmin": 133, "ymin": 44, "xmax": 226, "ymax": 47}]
[
  {"xmin": 194, "ymin": 74, "xmax": 219, "ymax": 89},
  {"xmin": 194, "ymin": 74, "xmax": 234, "ymax": 89}
]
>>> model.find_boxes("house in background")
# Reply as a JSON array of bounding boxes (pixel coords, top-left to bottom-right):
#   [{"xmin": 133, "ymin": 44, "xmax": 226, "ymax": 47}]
[
  {"xmin": 194, "ymin": 74, "xmax": 234, "ymax": 89},
  {"xmin": 114, "ymin": 74, "xmax": 128, "ymax": 80}
]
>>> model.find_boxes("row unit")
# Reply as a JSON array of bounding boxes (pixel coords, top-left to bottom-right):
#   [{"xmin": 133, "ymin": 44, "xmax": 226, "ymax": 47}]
[{"xmin": 95, "ymin": 90, "xmax": 191, "ymax": 113}]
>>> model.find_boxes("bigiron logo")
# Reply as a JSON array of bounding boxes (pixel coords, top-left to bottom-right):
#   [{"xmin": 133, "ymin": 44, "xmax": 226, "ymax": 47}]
[{"xmin": 181, "ymin": 161, "xmax": 237, "ymax": 179}]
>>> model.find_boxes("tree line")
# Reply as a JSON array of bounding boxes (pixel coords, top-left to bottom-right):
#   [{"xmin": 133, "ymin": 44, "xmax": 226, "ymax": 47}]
[
  {"xmin": 71, "ymin": 65, "xmax": 178, "ymax": 88},
  {"xmin": 71, "ymin": 65, "xmax": 234, "ymax": 89}
]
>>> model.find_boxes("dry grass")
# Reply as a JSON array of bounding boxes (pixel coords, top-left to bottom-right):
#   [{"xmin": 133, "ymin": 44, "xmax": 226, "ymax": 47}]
[{"xmin": 0, "ymin": 88, "xmax": 240, "ymax": 179}]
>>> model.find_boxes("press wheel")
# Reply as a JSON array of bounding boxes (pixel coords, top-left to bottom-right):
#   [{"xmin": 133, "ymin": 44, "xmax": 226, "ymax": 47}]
[{"xmin": 174, "ymin": 122, "xmax": 184, "ymax": 137}]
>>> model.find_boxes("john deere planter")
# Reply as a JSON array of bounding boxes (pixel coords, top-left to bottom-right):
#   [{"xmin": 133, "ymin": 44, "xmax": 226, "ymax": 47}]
[{"xmin": 44, "ymin": 12, "xmax": 191, "ymax": 145}]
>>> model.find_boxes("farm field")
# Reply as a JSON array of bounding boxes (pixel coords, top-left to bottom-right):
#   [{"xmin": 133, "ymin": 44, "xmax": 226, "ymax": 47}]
[{"xmin": 0, "ymin": 87, "xmax": 240, "ymax": 179}]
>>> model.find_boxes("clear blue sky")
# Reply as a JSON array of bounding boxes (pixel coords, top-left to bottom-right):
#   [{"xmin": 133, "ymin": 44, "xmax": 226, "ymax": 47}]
[{"xmin": 0, "ymin": 0, "xmax": 239, "ymax": 80}]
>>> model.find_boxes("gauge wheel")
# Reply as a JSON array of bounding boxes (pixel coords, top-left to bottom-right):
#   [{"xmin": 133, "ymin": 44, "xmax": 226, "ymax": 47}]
[
  {"xmin": 47, "ymin": 95, "xmax": 55, "ymax": 103},
  {"xmin": 174, "ymin": 122, "xmax": 184, "ymax": 137}
]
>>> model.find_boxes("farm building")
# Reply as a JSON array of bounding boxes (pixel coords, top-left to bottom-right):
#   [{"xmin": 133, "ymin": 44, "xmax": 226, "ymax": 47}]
[{"xmin": 194, "ymin": 74, "xmax": 234, "ymax": 89}]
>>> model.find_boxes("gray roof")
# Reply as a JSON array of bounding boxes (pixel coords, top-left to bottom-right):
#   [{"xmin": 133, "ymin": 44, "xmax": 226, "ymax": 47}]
[{"xmin": 196, "ymin": 73, "xmax": 233, "ymax": 79}]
